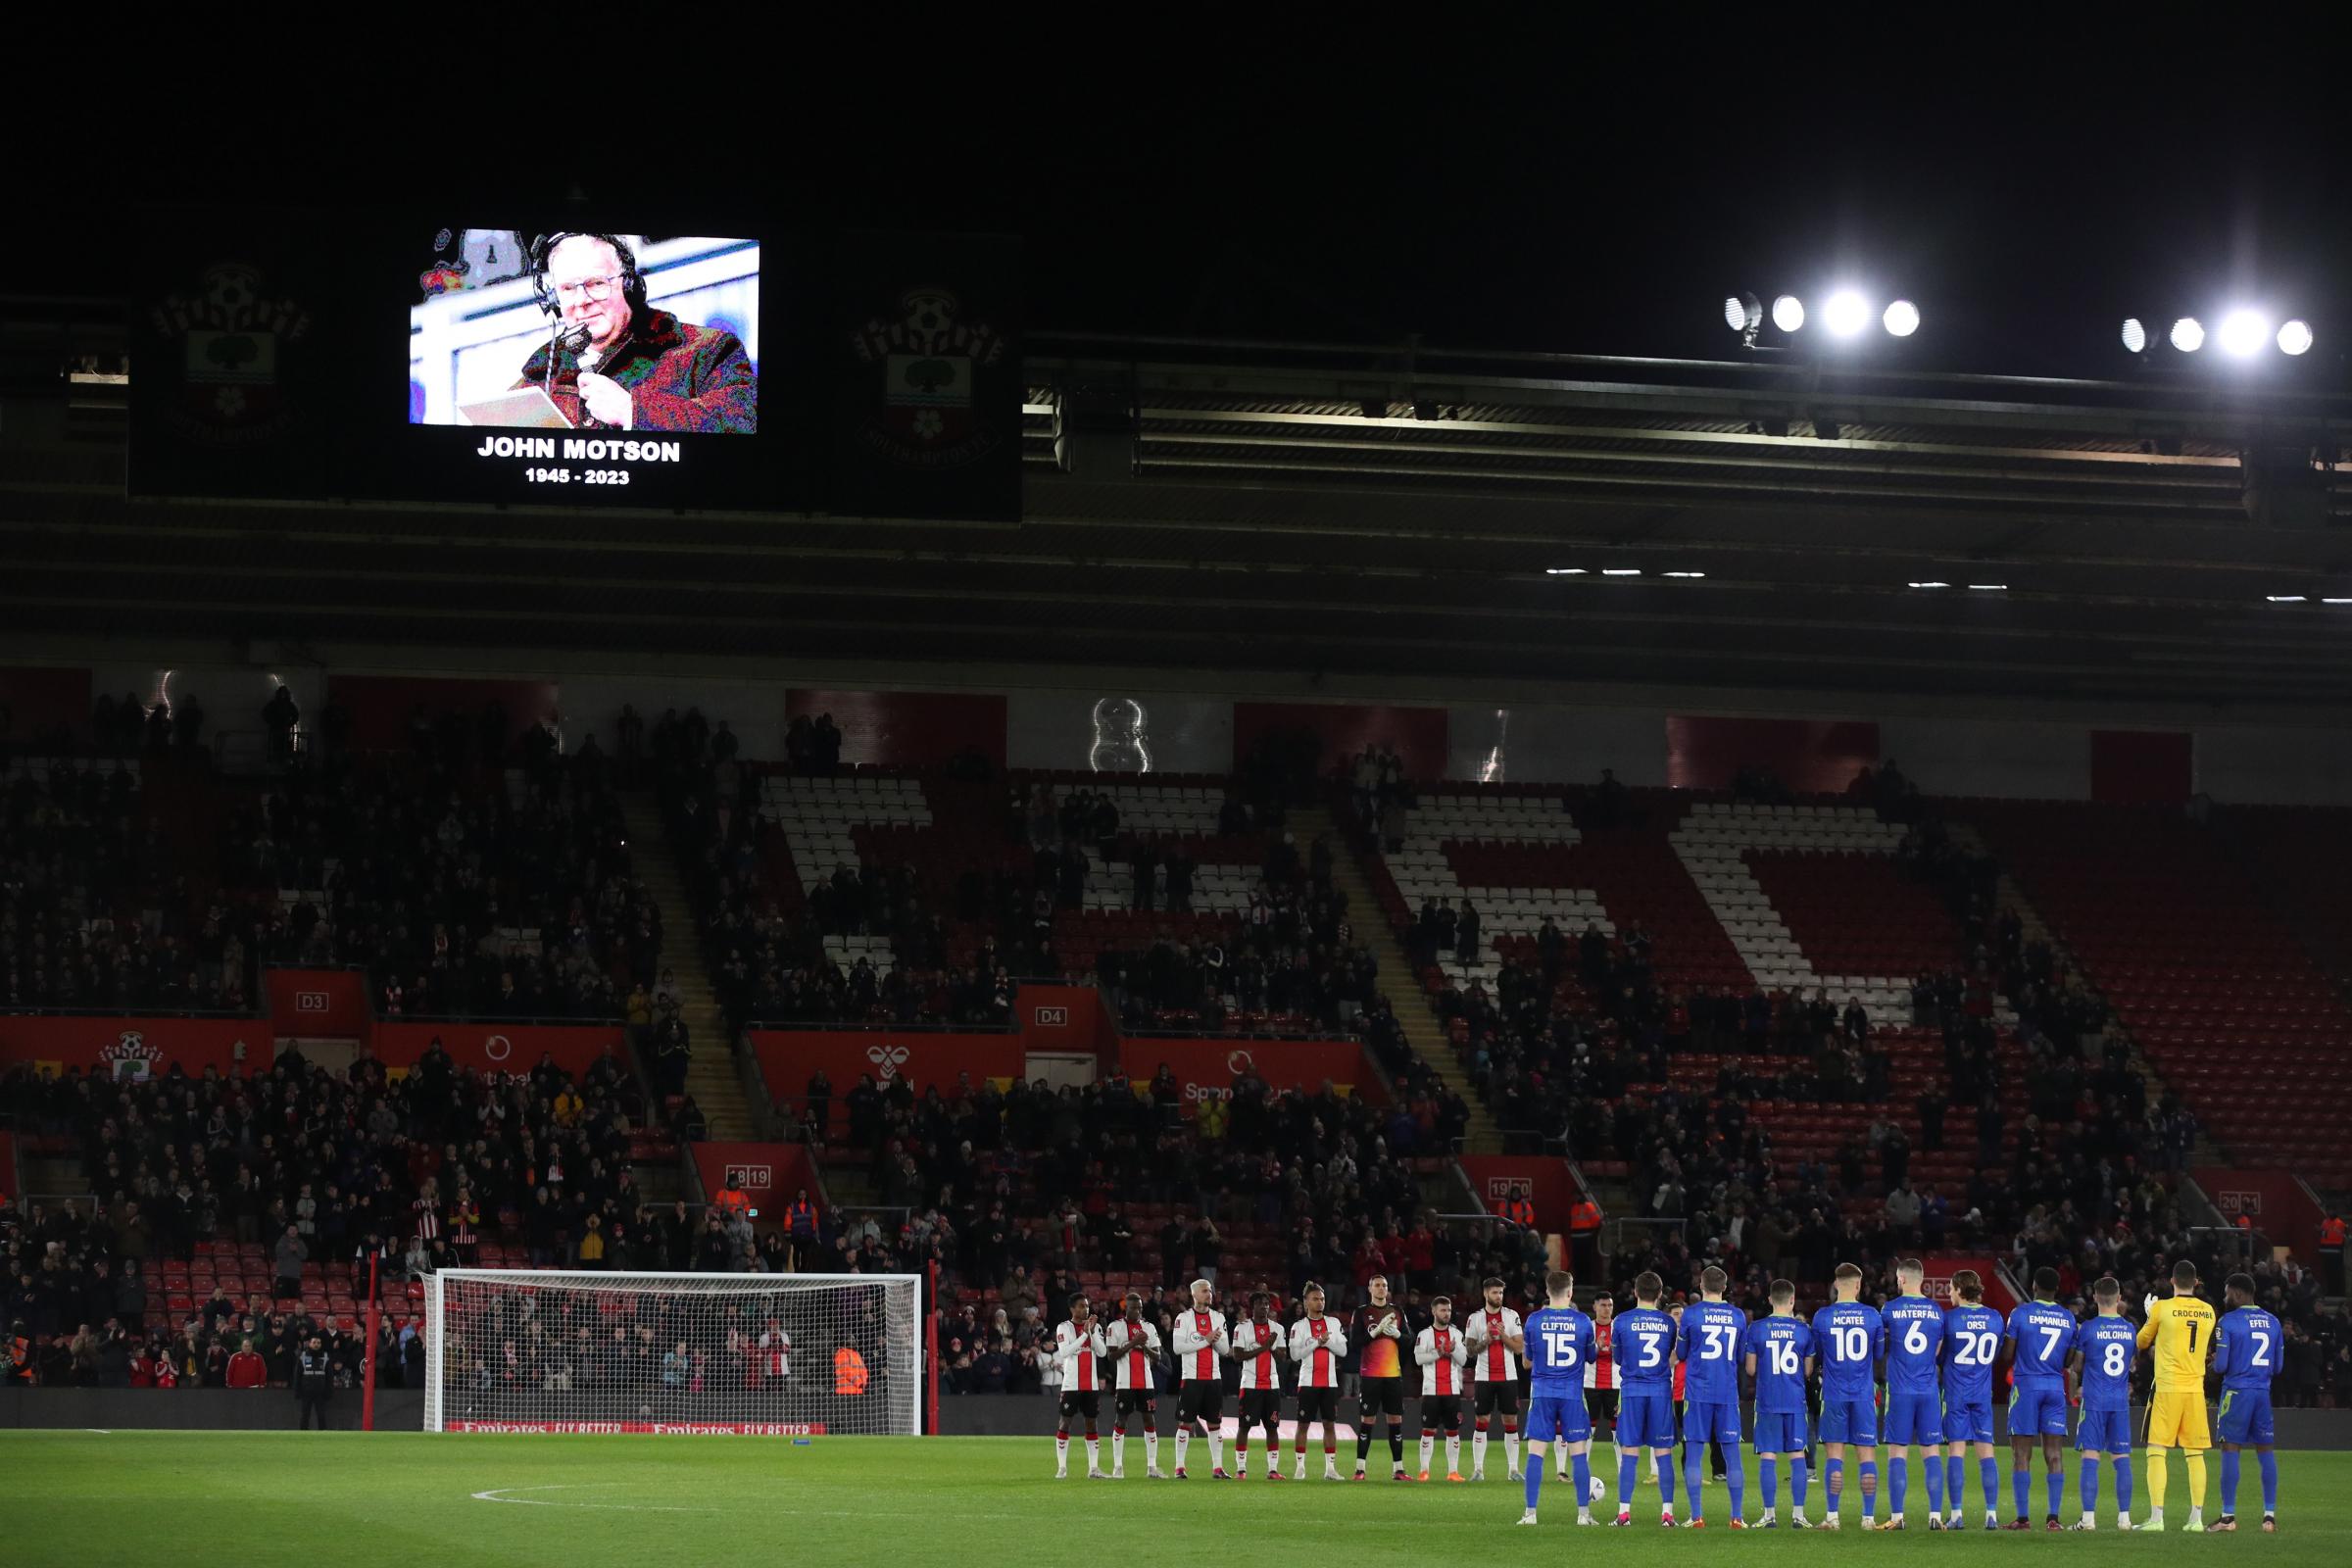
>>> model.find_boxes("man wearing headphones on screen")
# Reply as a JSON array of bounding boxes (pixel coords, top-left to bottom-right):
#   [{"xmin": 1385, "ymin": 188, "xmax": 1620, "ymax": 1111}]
[{"xmin": 514, "ymin": 232, "xmax": 758, "ymax": 434}]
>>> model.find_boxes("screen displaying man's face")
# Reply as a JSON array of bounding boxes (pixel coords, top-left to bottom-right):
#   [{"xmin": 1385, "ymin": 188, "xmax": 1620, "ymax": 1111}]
[{"xmin": 545, "ymin": 235, "xmax": 631, "ymax": 353}]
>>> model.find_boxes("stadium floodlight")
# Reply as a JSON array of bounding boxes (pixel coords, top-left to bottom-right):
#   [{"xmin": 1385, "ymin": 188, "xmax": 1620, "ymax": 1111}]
[
  {"xmin": 1600, "ymin": 567, "xmax": 1642, "ymax": 576},
  {"xmin": 1882, "ymin": 299, "xmax": 1920, "ymax": 337},
  {"xmin": 1907, "ymin": 580, "xmax": 1950, "ymax": 589},
  {"xmin": 1967, "ymin": 583, "xmax": 2008, "ymax": 591},
  {"xmin": 2278, "ymin": 318, "xmax": 2314, "ymax": 356},
  {"xmin": 1725, "ymin": 291, "xmax": 1764, "ymax": 334},
  {"xmin": 1823, "ymin": 290, "xmax": 1871, "ymax": 337},
  {"xmin": 424, "ymin": 1270, "xmax": 922, "ymax": 1436},
  {"xmin": 2121, "ymin": 318, "xmax": 2148, "ymax": 353},
  {"xmin": 2218, "ymin": 309, "xmax": 2271, "ymax": 358},
  {"xmin": 2322, "ymin": 597, "xmax": 2352, "ymax": 605},
  {"xmin": 1544, "ymin": 567, "xmax": 1587, "ymax": 575},
  {"xmin": 1662, "ymin": 570, "xmax": 1706, "ymax": 578},
  {"xmin": 1771, "ymin": 294, "xmax": 1805, "ymax": 332},
  {"xmin": 2170, "ymin": 317, "xmax": 2205, "ymax": 352},
  {"xmin": 2266, "ymin": 595, "xmax": 2308, "ymax": 604}
]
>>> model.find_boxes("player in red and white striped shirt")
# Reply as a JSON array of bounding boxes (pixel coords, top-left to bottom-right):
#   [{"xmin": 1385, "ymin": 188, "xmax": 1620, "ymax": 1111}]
[
  {"xmin": 1464, "ymin": 1276, "xmax": 1526, "ymax": 1482},
  {"xmin": 1169, "ymin": 1279, "xmax": 1231, "ymax": 1479},
  {"xmin": 1231, "ymin": 1292, "xmax": 1289, "ymax": 1480},
  {"xmin": 1102, "ymin": 1293, "xmax": 1165, "ymax": 1479},
  {"xmin": 1288, "ymin": 1282, "xmax": 1351, "ymax": 1480},
  {"xmin": 1051, "ymin": 1294, "xmax": 1107, "ymax": 1479},
  {"xmin": 1415, "ymin": 1294, "xmax": 1472, "ymax": 1481}
]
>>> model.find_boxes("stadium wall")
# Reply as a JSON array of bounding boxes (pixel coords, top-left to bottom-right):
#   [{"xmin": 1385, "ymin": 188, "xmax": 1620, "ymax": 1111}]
[
  {"xmin": 16, "ymin": 643, "xmax": 2352, "ymax": 805},
  {"xmin": 0, "ymin": 1389, "xmax": 425, "ymax": 1431}
]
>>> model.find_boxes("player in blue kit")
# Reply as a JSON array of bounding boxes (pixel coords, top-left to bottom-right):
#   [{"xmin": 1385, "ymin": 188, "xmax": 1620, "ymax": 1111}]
[
  {"xmin": 2005, "ymin": 1264, "xmax": 2077, "ymax": 1530},
  {"xmin": 1516, "ymin": 1269, "xmax": 1599, "ymax": 1528},
  {"xmin": 1810, "ymin": 1261, "xmax": 1884, "ymax": 1529},
  {"xmin": 1676, "ymin": 1265, "xmax": 1748, "ymax": 1528},
  {"xmin": 1742, "ymin": 1278, "xmax": 1815, "ymax": 1528},
  {"xmin": 2068, "ymin": 1276, "xmax": 2138, "ymax": 1531},
  {"xmin": 1880, "ymin": 1258, "xmax": 1946, "ymax": 1529},
  {"xmin": 1938, "ymin": 1268, "xmax": 2006, "ymax": 1530},
  {"xmin": 1609, "ymin": 1270, "xmax": 1680, "ymax": 1527},
  {"xmin": 2212, "ymin": 1272, "xmax": 2283, "ymax": 1533}
]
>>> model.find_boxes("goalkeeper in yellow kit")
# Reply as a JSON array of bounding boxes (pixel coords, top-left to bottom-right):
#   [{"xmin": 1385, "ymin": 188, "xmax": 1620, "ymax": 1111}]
[{"xmin": 2135, "ymin": 1259, "xmax": 2216, "ymax": 1532}]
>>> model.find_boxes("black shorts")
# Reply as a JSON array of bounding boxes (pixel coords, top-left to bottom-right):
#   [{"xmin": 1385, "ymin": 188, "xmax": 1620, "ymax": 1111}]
[
  {"xmin": 1474, "ymin": 1381, "xmax": 1522, "ymax": 1417},
  {"xmin": 1115, "ymin": 1388, "xmax": 1156, "ymax": 1419},
  {"xmin": 1240, "ymin": 1389, "xmax": 1282, "ymax": 1428},
  {"xmin": 1298, "ymin": 1386, "xmax": 1339, "ymax": 1423},
  {"xmin": 1177, "ymin": 1380, "xmax": 1225, "ymax": 1423},
  {"xmin": 1359, "ymin": 1376, "xmax": 1405, "ymax": 1419},
  {"xmin": 1057, "ymin": 1390, "xmax": 1100, "ymax": 1423},
  {"xmin": 1589, "ymin": 1387, "xmax": 1620, "ymax": 1426},
  {"xmin": 1421, "ymin": 1394, "xmax": 1463, "ymax": 1432}
]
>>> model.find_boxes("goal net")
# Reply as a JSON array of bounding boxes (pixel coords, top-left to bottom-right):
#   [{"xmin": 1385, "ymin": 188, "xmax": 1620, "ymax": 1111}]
[{"xmin": 424, "ymin": 1270, "xmax": 922, "ymax": 1436}]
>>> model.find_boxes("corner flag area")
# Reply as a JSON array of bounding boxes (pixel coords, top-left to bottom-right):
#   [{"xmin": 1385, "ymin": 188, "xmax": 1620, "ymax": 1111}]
[{"xmin": 4, "ymin": 1433, "xmax": 2346, "ymax": 1566}]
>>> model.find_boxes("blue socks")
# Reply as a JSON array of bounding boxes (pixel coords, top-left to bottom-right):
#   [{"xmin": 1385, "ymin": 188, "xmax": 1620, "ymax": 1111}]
[
  {"xmin": 2114, "ymin": 1458, "xmax": 2132, "ymax": 1517},
  {"xmin": 1572, "ymin": 1452, "xmax": 1592, "ymax": 1511},
  {"xmin": 1526, "ymin": 1458, "xmax": 1544, "ymax": 1512},
  {"xmin": 1889, "ymin": 1456, "xmax": 1906, "ymax": 1517},
  {"xmin": 2260, "ymin": 1449, "xmax": 2278, "ymax": 1514},
  {"xmin": 1791, "ymin": 1455, "xmax": 1810, "ymax": 1507},
  {"xmin": 1684, "ymin": 1447, "xmax": 1705, "ymax": 1522},
  {"xmin": 2080, "ymin": 1456, "xmax": 2098, "ymax": 1515},
  {"xmin": 1982, "ymin": 1458, "xmax": 2000, "ymax": 1515},
  {"xmin": 1826, "ymin": 1457, "xmax": 1844, "ymax": 1516},
  {"xmin": 2046, "ymin": 1468, "xmax": 2065, "ymax": 1520},
  {"xmin": 1945, "ymin": 1454, "xmax": 1964, "ymax": 1511},
  {"xmin": 1924, "ymin": 1450, "xmax": 1943, "ymax": 1515},
  {"xmin": 1618, "ymin": 1452, "xmax": 1638, "ymax": 1510},
  {"xmin": 1859, "ymin": 1460, "xmax": 1877, "ymax": 1519},
  {"xmin": 2013, "ymin": 1467, "xmax": 2032, "ymax": 1520},
  {"xmin": 1761, "ymin": 1455, "xmax": 1779, "ymax": 1510},
  {"xmin": 1658, "ymin": 1452, "xmax": 1676, "ymax": 1507},
  {"xmin": 1725, "ymin": 1443, "xmax": 1745, "ymax": 1521},
  {"xmin": 2221, "ymin": 1448, "xmax": 2239, "ymax": 1514}
]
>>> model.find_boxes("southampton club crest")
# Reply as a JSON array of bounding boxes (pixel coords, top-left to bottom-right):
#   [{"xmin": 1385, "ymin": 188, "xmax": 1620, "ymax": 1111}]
[
  {"xmin": 148, "ymin": 261, "xmax": 312, "ymax": 440},
  {"xmin": 850, "ymin": 285, "xmax": 1008, "ymax": 470},
  {"xmin": 100, "ymin": 1030, "xmax": 165, "ymax": 1082}
]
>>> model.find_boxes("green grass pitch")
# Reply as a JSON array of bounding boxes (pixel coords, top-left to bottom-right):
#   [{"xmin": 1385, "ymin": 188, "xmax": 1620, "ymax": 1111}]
[{"xmin": 3, "ymin": 1433, "xmax": 2346, "ymax": 1567}]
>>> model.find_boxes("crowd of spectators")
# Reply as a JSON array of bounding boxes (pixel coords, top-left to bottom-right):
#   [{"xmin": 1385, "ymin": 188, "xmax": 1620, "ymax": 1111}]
[
  {"xmin": 0, "ymin": 1034, "xmax": 662, "ymax": 1388},
  {"xmin": 212, "ymin": 722, "xmax": 661, "ymax": 1023},
  {"xmin": 1, "ymin": 756, "xmax": 257, "ymax": 1013}
]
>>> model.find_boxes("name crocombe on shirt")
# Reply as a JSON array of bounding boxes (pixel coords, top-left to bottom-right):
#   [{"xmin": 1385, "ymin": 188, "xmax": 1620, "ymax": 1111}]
[{"xmin": 1236, "ymin": 1320, "xmax": 1284, "ymax": 1390}]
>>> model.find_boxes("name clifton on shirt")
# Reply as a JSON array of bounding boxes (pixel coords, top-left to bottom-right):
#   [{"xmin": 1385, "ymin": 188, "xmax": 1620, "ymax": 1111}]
[{"xmin": 473, "ymin": 435, "xmax": 683, "ymax": 463}]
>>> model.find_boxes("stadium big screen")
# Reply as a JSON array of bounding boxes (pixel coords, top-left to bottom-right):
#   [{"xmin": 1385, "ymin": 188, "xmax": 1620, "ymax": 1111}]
[{"xmin": 126, "ymin": 210, "xmax": 1020, "ymax": 520}]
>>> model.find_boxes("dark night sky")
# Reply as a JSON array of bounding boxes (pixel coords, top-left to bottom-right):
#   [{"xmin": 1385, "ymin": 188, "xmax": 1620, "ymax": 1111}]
[{"xmin": 42, "ymin": 24, "xmax": 2349, "ymax": 381}]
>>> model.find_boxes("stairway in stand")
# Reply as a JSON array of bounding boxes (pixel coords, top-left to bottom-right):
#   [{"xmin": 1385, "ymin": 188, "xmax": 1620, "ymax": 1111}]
[
  {"xmin": 622, "ymin": 789, "xmax": 756, "ymax": 1145},
  {"xmin": 1295, "ymin": 804, "xmax": 1506, "ymax": 1155},
  {"xmin": 1955, "ymin": 822, "xmax": 2221, "ymax": 1164}
]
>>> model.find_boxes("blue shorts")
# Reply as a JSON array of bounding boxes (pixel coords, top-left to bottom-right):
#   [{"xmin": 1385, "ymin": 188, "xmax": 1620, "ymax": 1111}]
[
  {"xmin": 1820, "ymin": 1396, "xmax": 1880, "ymax": 1446},
  {"xmin": 2217, "ymin": 1390, "xmax": 2275, "ymax": 1446},
  {"xmin": 1618, "ymin": 1391, "xmax": 1676, "ymax": 1448},
  {"xmin": 1754, "ymin": 1410, "xmax": 1808, "ymax": 1454},
  {"xmin": 2076, "ymin": 1407, "xmax": 2132, "ymax": 1454},
  {"xmin": 1943, "ymin": 1398, "xmax": 1994, "ymax": 1446},
  {"xmin": 2010, "ymin": 1381, "xmax": 2070, "ymax": 1438},
  {"xmin": 1884, "ymin": 1392, "xmax": 1943, "ymax": 1446},
  {"xmin": 1526, "ymin": 1392, "xmax": 1592, "ymax": 1446},
  {"xmin": 1683, "ymin": 1398, "xmax": 1741, "ymax": 1446}
]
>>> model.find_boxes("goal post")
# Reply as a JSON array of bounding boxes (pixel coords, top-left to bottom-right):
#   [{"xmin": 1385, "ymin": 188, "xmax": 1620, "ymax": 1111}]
[{"xmin": 423, "ymin": 1270, "xmax": 922, "ymax": 1436}]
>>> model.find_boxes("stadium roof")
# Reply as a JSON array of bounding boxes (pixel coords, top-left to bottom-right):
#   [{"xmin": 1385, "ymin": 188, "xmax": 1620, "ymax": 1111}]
[{"xmin": 5, "ymin": 318, "xmax": 2351, "ymax": 706}]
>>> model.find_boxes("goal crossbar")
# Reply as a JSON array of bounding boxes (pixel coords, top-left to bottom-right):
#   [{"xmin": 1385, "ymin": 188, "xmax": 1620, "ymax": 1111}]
[{"xmin": 424, "ymin": 1269, "xmax": 922, "ymax": 1436}]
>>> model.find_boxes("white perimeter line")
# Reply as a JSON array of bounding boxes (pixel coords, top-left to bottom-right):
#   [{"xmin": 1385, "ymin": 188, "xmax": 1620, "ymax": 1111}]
[{"xmin": 469, "ymin": 1485, "xmax": 1038, "ymax": 1519}]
